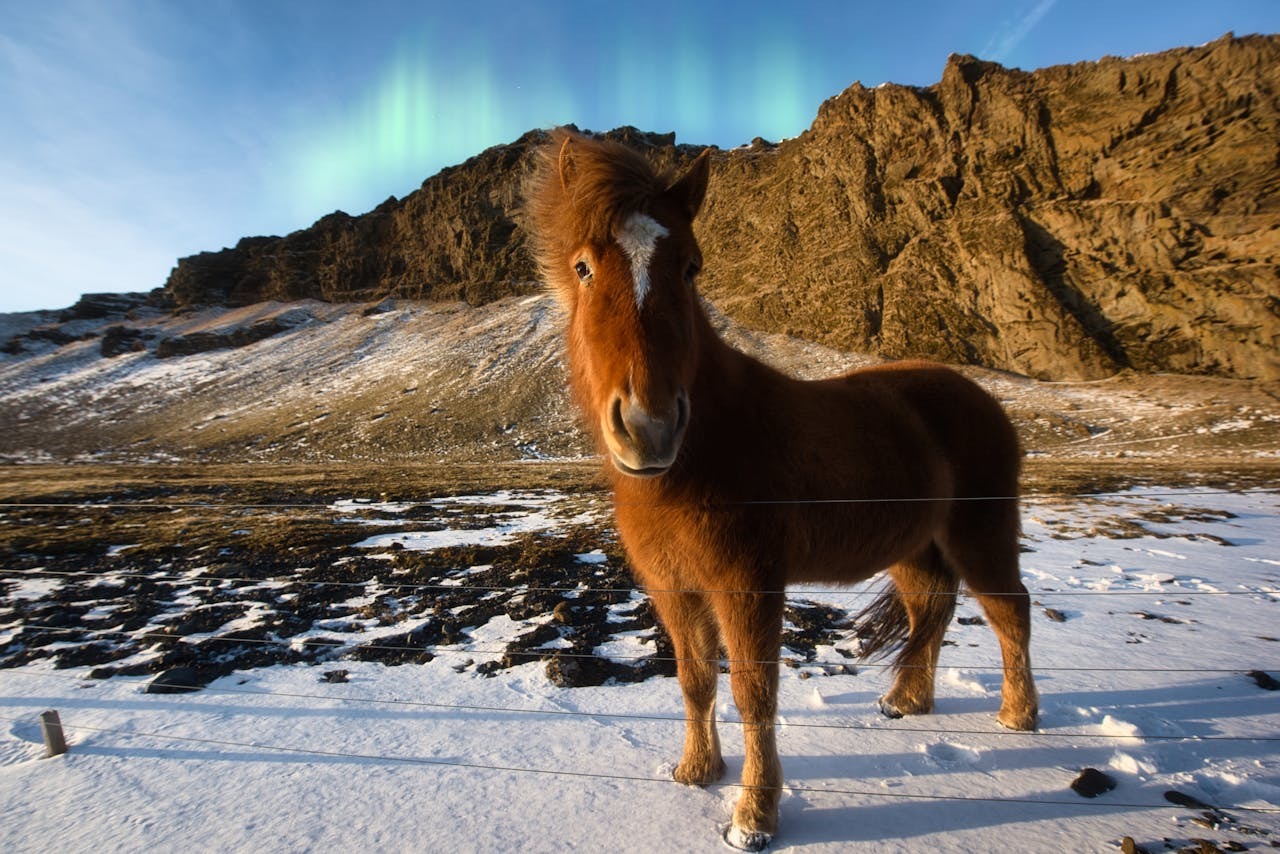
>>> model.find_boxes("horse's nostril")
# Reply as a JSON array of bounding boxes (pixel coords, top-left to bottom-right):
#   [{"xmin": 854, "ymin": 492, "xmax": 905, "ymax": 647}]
[
  {"xmin": 675, "ymin": 389, "xmax": 690, "ymax": 433},
  {"xmin": 609, "ymin": 395, "xmax": 628, "ymax": 440}
]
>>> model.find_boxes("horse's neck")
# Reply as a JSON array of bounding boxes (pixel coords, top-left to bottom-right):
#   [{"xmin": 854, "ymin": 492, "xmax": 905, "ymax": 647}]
[
  {"xmin": 691, "ymin": 309, "xmax": 784, "ymax": 422},
  {"xmin": 634, "ymin": 310, "xmax": 788, "ymax": 497}
]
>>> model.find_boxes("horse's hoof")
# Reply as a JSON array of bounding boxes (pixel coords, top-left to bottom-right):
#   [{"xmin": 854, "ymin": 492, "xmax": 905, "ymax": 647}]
[
  {"xmin": 877, "ymin": 697, "xmax": 904, "ymax": 719},
  {"xmin": 673, "ymin": 757, "xmax": 727, "ymax": 787},
  {"xmin": 722, "ymin": 824, "xmax": 772, "ymax": 852},
  {"xmin": 997, "ymin": 709, "xmax": 1038, "ymax": 731}
]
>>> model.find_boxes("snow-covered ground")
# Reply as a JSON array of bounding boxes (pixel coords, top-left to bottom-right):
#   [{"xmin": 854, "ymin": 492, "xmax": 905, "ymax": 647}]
[{"xmin": 1, "ymin": 487, "xmax": 1278, "ymax": 852}]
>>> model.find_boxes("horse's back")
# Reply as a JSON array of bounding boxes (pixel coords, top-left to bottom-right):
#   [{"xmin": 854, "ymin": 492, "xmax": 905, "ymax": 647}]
[{"xmin": 836, "ymin": 360, "xmax": 1021, "ymax": 499}]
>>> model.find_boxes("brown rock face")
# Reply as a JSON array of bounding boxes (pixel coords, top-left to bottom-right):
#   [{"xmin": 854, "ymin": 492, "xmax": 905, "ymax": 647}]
[
  {"xmin": 165, "ymin": 135, "xmax": 546, "ymax": 307},
  {"xmin": 699, "ymin": 33, "xmax": 1280, "ymax": 380},
  {"xmin": 162, "ymin": 34, "xmax": 1280, "ymax": 381},
  {"xmin": 164, "ymin": 126, "xmax": 689, "ymax": 309}
]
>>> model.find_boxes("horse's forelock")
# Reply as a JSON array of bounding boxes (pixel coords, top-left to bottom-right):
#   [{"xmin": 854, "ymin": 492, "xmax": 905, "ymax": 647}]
[{"xmin": 525, "ymin": 130, "xmax": 674, "ymax": 275}]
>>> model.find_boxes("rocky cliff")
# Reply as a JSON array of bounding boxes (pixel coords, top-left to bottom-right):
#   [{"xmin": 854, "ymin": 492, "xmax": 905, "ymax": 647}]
[{"xmin": 163, "ymin": 34, "xmax": 1280, "ymax": 381}]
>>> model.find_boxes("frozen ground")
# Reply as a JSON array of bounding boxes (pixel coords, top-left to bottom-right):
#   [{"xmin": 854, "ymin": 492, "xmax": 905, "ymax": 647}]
[{"xmin": 0, "ymin": 486, "xmax": 1277, "ymax": 852}]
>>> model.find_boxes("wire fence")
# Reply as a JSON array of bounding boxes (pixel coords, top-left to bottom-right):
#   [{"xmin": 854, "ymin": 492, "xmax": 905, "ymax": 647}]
[
  {"xmin": 2, "ymin": 708, "xmax": 1277, "ymax": 815},
  {"xmin": 4, "ymin": 667, "xmax": 1278, "ymax": 744}
]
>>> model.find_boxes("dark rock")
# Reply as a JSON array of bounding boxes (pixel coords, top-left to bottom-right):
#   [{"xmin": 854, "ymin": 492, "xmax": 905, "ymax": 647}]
[
  {"xmin": 54, "ymin": 641, "xmax": 135, "ymax": 669},
  {"xmin": 4, "ymin": 324, "xmax": 98, "ymax": 353},
  {"xmin": 162, "ymin": 605, "xmax": 248, "ymax": 636},
  {"xmin": 100, "ymin": 326, "xmax": 150, "ymax": 357},
  {"xmin": 956, "ymin": 615, "xmax": 986, "ymax": 626},
  {"xmin": 780, "ymin": 601, "xmax": 849, "ymax": 660},
  {"xmin": 201, "ymin": 562, "xmax": 253, "ymax": 579},
  {"xmin": 362, "ymin": 298, "xmax": 398, "ymax": 316},
  {"xmin": 146, "ymin": 666, "xmax": 203, "ymax": 694},
  {"xmin": 346, "ymin": 622, "xmax": 439, "ymax": 666},
  {"xmin": 321, "ymin": 669, "xmax": 349, "ymax": 683},
  {"xmin": 1132, "ymin": 610, "xmax": 1185, "ymax": 624},
  {"xmin": 1181, "ymin": 841, "xmax": 1227, "ymax": 853},
  {"xmin": 1120, "ymin": 838, "xmax": 1153, "ymax": 854},
  {"xmin": 1070, "ymin": 767, "xmax": 1116, "ymax": 797},
  {"xmin": 60, "ymin": 292, "xmax": 150, "ymax": 321},
  {"xmin": 544, "ymin": 651, "xmax": 582, "ymax": 687},
  {"xmin": 545, "ymin": 651, "xmax": 611, "ymax": 688},
  {"xmin": 1164, "ymin": 790, "xmax": 1216, "ymax": 810},
  {"xmin": 1247, "ymin": 669, "xmax": 1280, "ymax": 690},
  {"xmin": 514, "ymin": 622, "xmax": 562, "ymax": 648},
  {"xmin": 155, "ymin": 318, "xmax": 292, "ymax": 358},
  {"xmin": 1043, "ymin": 608, "xmax": 1068, "ymax": 622}
]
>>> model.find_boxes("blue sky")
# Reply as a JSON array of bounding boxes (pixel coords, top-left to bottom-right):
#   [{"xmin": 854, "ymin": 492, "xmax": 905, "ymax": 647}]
[{"xmin": 1, "ymin": 1, "xmax": 1276, "ymax": 312}]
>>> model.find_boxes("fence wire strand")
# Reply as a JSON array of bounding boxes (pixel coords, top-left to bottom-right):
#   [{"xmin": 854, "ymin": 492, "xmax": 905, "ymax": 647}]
[
  {"xmin": 7, "ymin": 621, "xmax": 1278, "ymax": 674},
  {"xmin": 3, "ymin": 667, "xmax": 1277, "ymax": 744},
  {"xmin": 3, "ymin": 566, "xmax": 1277, "ymax": 601},
  {"xmin": 2, "ymin": 710, "xmax": 1276, "ymax": 815},
  {"xmin": 0, "ymin": 486, "xmax": 1278, "ymax": 512}
]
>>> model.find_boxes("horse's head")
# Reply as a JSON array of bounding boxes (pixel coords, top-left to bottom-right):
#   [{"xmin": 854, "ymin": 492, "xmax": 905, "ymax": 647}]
[{"xmin": 527, "ymin": 131, "xmax": 711, "ymax": 478}]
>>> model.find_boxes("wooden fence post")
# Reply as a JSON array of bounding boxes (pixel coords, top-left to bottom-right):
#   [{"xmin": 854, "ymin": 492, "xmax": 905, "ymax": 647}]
[{"xmin": 40, "ymin": 710, "xmax": 67, "ymax": 758}]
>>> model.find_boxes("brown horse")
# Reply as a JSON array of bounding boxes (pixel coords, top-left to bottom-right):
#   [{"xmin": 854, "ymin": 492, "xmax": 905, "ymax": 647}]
[{"xmin": 524, "ymin": 130, "xmax": 1037, "ymax": 851}]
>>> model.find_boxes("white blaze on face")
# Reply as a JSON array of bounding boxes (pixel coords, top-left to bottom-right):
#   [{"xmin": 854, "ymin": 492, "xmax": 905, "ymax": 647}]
[{"xmin": 615, "ymin": 212, "xmax": 669, "ymax": 308}]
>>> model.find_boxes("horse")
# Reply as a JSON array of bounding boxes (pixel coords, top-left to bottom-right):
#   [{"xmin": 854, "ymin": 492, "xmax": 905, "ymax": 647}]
[{"xmin": 523, "ymin": 129, "xmax": 1037, "ymax": 851}]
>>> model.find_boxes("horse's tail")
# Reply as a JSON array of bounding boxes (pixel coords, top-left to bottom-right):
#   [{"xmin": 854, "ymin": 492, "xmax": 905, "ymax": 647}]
[{"xmin": 852, "ymin": 573, "xmax": 958, "ymax": 665}]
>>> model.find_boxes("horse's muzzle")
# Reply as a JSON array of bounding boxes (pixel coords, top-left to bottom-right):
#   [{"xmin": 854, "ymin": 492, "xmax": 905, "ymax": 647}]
[{"xmin": 602, "ymin": 389, "xmax": 689, "ymax": 477}]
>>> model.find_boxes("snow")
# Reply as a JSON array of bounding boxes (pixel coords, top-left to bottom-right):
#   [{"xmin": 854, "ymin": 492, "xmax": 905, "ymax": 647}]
[
  {"xmin": 341, "ymin": 490, "xmax": 602, "ymax": 551},
  {"xmin": 1, "ymin": 488, "xmax": 1278, "ymax": 852}
]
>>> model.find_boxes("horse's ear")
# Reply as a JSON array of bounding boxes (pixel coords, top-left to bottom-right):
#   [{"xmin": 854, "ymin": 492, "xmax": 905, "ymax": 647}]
[
  {"xmin": 666, "ymin": 149, "xmax": 711, "ymax": 218},
  {"xmin": 557, "ymin": 135, "xmax": 576, "ymax": 192}
]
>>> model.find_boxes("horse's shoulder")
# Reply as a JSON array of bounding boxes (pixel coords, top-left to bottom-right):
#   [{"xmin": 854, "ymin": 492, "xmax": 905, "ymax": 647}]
[
  {"xmin": 829, "ymin": 361, "xmax": 1002, "ymax": 422},
  {"xmin": 832, "ymin": 360, "xmax": 969, "ymax": 391}
]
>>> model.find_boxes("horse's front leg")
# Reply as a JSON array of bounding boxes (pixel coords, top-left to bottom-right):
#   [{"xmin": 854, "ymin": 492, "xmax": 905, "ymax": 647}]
[
  {"xmin": 648, "ymin": 589, "xmax": 725, "ymax": 785},
  {"xmin": 712, "ymin": 589, "xmax": 785, "ymax": 851}
]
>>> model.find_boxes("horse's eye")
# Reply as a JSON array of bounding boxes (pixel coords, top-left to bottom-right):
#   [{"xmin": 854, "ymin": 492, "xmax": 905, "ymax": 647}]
[
  {"xmin": 685, "ymin": 260, "xmax": 701, "ymax": 284},
  {"xmin": 574, "ymin": 260, "xmax": 592, "ymax": 282}
]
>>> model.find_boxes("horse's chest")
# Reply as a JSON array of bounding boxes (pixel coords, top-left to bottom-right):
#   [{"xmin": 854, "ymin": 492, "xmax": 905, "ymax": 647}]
[{"xmin": 613, "ymin": 500, "xmax": 777, "ymax": 585}]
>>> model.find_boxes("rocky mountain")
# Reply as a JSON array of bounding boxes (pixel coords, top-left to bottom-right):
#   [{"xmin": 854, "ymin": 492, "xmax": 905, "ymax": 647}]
[
  {"xmin": 155, "ymin": 33, "xmax": 1280, "ymax": 382},
  {"xmin": 699, "ymin": 33, "xmax": 1280, "ymax": 381}
]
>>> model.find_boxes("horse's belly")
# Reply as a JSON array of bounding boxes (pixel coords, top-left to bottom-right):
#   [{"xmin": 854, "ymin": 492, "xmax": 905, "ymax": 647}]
[
  {"xmin": 785, "ymin": 502, "xmax": 942, "ymax": 585},
  {"xmin": 614, "ymin": 491, "xmax": 946, "ymax": 593}
]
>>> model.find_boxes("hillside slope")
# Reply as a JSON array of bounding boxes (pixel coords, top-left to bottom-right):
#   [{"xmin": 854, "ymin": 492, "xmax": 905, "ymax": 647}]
[{"xmin": 0, "ymin": 296, "xmax": 1276, "ymax": 466}]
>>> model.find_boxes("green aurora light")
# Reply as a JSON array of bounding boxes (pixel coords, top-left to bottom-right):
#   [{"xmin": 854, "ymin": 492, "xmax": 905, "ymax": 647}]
[{"xmin": 283, "ymin": 26, "xmax": 820, "ymax": 222}]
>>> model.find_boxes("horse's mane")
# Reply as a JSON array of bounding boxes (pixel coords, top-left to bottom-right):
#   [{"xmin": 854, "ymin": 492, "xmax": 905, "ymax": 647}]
[{"xmin": 524, "ymin": 129, "xmax": 676, "ymax": 284}]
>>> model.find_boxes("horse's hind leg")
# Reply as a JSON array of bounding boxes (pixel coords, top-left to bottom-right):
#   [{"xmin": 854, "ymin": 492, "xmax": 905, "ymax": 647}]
[
  {"xmin": 648, "ymin": 589, "xmax": 726, "ymax": 785},
  {"xmin": 879, "ymin": 545, "xmax": 958, "ymax": 718},
  {"xmin": 971, "ymin": 586, "xmax": 1038, "ymax": 730},
  {"xmin": 943, "ymin": 502, "xmax": 1038, "ymax": 730}
]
